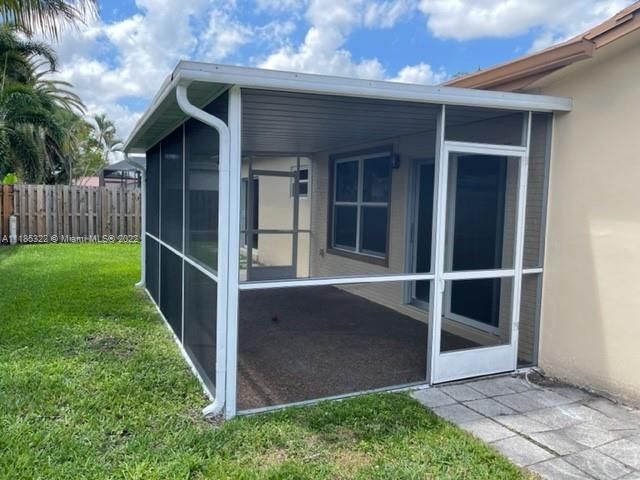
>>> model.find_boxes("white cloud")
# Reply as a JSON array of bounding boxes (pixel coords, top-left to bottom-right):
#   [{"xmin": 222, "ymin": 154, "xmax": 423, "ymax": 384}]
[
  {"xmin": 256, "ymin": 0, "xmax": 307, "ymax": 12},
  {"xmin": 364, "ymin": 0, "xmax": 416, "ymax": 28},
  {"xmin": 391, "ymin": 62, "xmax": 445, "ymax": 84},
  {"xmin": 417, "ymin": 0, "xmax": 629, "ymax": 41},
  {"xmin": 260, "ymin": 0, "xmax": 389, "ymax": 79},
  {"xmin": 198, "ymin": 10, "xmax": 253, "ymax": 62}
]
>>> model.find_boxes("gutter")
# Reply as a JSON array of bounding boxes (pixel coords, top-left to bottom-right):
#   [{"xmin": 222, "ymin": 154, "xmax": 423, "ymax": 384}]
[
  {"xmin": 124, "ymin": 153, "xmax": 147, "ymax": 288},
  {"xmin": 176, "ymin": 82, "xmax": 230, "ymax": 417}
]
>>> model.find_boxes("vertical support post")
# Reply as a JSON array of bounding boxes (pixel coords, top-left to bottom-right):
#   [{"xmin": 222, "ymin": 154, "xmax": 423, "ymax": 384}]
[
  {"xmin": 511, "ymin": 111, "xmax": 532, "ymax": 368},
  {"xmin": 427, "ymin": 104, "xmax": 446, "ymax": 384},
  {"xmin": 225, "ymin": 86, "xmax": 242, "ymax": 418},
  {"xmin": 246, "ymin": 156, "xmax": 254, "ymax": 280},
  {"xmin": 136, "ymin": 164, "xmax": 147, "ymax": 288},
  {"xmin": 292, "ymin": 156, "xmax": 300, "ymax": 271},
  {"xmin": 181, "ymin": 123, "xmax": 187, "ymax": 342}
]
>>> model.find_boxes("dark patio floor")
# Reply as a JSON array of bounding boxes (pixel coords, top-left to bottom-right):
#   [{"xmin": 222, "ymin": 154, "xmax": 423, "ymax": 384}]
[{"xmin": 237, "ymin": 285, "xmax": 476, "ymax": 410}]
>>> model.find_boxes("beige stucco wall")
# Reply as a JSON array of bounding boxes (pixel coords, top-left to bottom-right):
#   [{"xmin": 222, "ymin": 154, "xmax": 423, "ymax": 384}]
[{"xmin": 529, "ymin": 30, "xmax": 640, "ymax": 403}]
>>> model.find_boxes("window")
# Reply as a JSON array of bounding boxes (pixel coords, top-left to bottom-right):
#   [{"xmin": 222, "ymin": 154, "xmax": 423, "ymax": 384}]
[
  {"xmin": 331, "ymin": 154, "xmax": 391, "ymax": 259},
  {"xmin": 290, "ymin": 167, "xmax": 309, "ymax": 197}
]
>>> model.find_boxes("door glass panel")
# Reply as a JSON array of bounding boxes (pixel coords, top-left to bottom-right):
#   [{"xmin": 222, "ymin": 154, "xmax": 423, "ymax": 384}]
[
  {"xmin": 445, "ymin": 153, "xmax": 519, "ymax": 272},
  {"xmin": 440, "ymin": 277, "xmax": 513, "ymax": 353}
]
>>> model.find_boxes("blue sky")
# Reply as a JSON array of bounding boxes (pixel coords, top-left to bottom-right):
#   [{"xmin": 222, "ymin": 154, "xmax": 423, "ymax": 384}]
[{"xmin": 48, "ymin": 0, "xmax": 631, "ymax": 138}]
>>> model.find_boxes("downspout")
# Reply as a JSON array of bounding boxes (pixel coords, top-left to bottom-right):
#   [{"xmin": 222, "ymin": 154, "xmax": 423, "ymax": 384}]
[
  {"xmin": 126, "ymin": 153, "xmax": 146, "ymax": 288},
  {"xmin": 176, "ymin": 82, "xmax": 230, "ymax": 417}
]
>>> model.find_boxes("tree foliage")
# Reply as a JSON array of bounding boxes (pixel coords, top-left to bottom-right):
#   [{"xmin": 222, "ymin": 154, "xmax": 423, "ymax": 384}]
[
  {"xmin": 0, "ymin": 0, "xmax": 97, "ymax": 40},
  {"xmin": 0, "ymin": 25, "xmax": 122, "ymax": 184}
]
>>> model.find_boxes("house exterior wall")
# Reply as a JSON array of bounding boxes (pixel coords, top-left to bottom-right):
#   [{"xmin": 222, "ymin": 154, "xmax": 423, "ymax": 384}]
[
  {"xmin": 240, "ymin": 156, "xmax": 311, "ymax": 278},
  {"xmin": 529, "ymin": 30, "xmax": 640, "ymax": 403}
]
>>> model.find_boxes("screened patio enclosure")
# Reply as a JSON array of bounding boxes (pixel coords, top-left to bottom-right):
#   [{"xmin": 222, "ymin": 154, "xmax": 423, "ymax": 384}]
[{"xmin": 125, "ymin": 63, "xmax": 569, "ymax": 417}]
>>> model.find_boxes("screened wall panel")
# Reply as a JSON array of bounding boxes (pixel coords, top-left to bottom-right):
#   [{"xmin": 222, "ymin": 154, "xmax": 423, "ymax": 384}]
[
  {"xmin": 524, "ymin": 113, "xmax": 551, "ymax": 268},
  {"xmin": 445, "ymin": 107, "xmax": 526, "ymax": 146},
  {"xmin": 146, "ymin": 144, "xmax": 160, "ymax": 237},
  {"xmin": 146, "ymin": 236, "xmax": 159, "ymax": 303},
  {"xmin": 160, "ymin": 127, "xmax": 184, "ymax": 250},
  {"xmin": 184, "ymin": 263, "xmax": 217, "ymax": 392},
  {"xmin": 160, "ymin": 246, "xmax": 183, "ymax": 340},
  {"xmin": 185, "ymin": 113, "xmax": 221, "ymax": 271},
  {"xmin": 237, "ymin": 281, "xmax": 428, "ymax": 410},
  {"xmin": 518, "ymin": 274, "xmax": 541, "ymax": 367}
]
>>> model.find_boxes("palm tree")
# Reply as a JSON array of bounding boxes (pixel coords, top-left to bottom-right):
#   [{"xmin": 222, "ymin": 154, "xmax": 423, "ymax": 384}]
[
  {"xmin": 93, "ymin": 113, "xmax": 123, "ymax": 165},
  {"xmin": 0, "ymin": 26, "xmax": 86, "ymax": 182},
  {"xmin": 0, "ymin": 0, "xmax": 97, "ymax": 40}
]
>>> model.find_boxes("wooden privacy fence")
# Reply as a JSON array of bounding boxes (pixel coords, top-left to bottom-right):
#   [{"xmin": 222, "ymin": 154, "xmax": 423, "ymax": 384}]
[{"xmin": 0, "ymin": 184, "xmax": 141, "ymax": 242}]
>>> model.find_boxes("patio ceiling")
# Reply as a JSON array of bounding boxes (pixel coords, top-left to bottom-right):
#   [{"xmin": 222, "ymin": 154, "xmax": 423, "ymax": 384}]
[{"xmin": 125, "ymin": 61, "xmax": 572, "ymax": 154}]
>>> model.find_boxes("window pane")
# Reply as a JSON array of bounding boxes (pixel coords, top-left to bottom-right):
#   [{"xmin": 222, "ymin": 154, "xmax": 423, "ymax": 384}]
[
  {"xmin": 184, "ymin": 263, "xmax": 217, "ymax": 392},
  {"xmin": 363, "ymin": 156, "xmax": 391, "ymax": 202},
  {"xmin": 160, "ymin": 127, "xmax": 183, "ymax": 250},
  {"xmin": 160, "ymin": 246, "xmax": 182, "ymax": 340},
  {"xmin": 334, "ymin": 205, "xmax": 357, "ymax": 249},
  {"xmin": 335, "ymin": 160, "xmax": 358, "ymax": 202},
  {"xmin": 299, "ymin": 182, "xmax": 308, "ymax": 196},
  {"xmin": 145, "ymin": 144, "xmax": 160, "ymax": 237},
  {"xmin": 299, "ymin": 168, "xmax": 308, "ymax": 180},
  {"xmin": 185, "ymin": 115, "xmax": 220, "ymax": 271},
  {"xmin": 360, "ymin": 206, "xmax": 387, "ymax": 256}
]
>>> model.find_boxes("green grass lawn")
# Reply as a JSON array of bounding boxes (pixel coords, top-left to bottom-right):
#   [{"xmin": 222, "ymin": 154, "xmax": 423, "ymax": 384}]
[{"xmin": 0, "ymin": 244, "xmax": 530, "ymax": 479}]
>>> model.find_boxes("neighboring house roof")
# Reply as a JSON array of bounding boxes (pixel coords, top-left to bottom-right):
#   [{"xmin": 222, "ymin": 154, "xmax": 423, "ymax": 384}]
[{"xmin": 445, "ymin": 1, "xmax": 640, "ymax": 91}]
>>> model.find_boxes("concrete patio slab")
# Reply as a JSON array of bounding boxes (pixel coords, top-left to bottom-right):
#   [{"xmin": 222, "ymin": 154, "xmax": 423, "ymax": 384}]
[
  {"xmin": 464, "ymin": 398, "xmax": 516, "ymax": 417},
  {"xmin": 439, "ymin": 384, "xmax": 486, "ymax": 402},
  {"xmin": 492, "ymin": 435, "xmax": 554, "ymax": 466},
  {"xmin": 529, "ymin": 430, "xmax": 586, "ymax": 455},
  {"xmin": 530, "ymin": 458, "xmax": 592, "ymax": 480},
  {"xmin": 495, "ymin": 413, "xmax": 553, "ymax": 434},
  {"xmin": 599, "ymin": 439, "xmax": 640, "ymax": 470},
  {"xmin": 432, "ymin": 403, "xmax": 484, "ymax": 424},
  {"xmin": 565, "ymin": 449, "xmax": 631, "ymax": 480},
  {"xmin": 411, "ymin": 388, "xmax": 456, "ymax": 408},
  {"xmin": 459, "ymin": 417, "xmax": 515, "ymax": 443},
  {"xmin": 414, "ymin": 374, "xmax": 640, "ymax": 479},
  {"xmin": 495, "ymin": 389, "xmax": 574, "ymax": 413}
]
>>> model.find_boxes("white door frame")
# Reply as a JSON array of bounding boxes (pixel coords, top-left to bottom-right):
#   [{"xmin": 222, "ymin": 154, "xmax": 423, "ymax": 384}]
[{"xmin": 430, "ymin": 138, "xmax": 530, "ymax": 383}]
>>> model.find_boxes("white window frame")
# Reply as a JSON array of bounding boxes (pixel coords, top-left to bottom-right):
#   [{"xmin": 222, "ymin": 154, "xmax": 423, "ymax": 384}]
[
  {"xmin": 290, "ymin": 165, "xmax": 310, "ymax": 198},
  {"xmin": 332, "ymin": 153, "xmax": 391, "ymax": 259}
]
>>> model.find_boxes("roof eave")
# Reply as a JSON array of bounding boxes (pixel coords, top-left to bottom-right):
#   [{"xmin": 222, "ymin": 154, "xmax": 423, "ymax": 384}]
[{"xmin": 125, "ymin": 62, "xmax": 572, "ymax": 153}]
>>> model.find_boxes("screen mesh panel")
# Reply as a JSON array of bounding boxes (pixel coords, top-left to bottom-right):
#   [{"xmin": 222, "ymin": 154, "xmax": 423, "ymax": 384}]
[
  {"xmin": 160, "ymin": 126, "xmax": 184, "ymax": 250},
  {"xmin": 524, "ymin": 113, "xmax": 551, "ymax": 268},
  {"xmin": 160, "ymin": 246, "xmax": 183, "ymax": 340},
  {"xmin": 184, "ymin": 263, "xmax": 217, "ymax": 391},
  {"xmin": 237, "ymin": 281, "xmax": 427, "ymax": 410},
  {"xmin": 146, "ymin": 144, "xmax": 160, "ymax": 237},
  {"xmin": 145, "ymin": 236, "xmax": 159, "ymax": 302},
  {"xmin": 185, "ymin": 115, "xmax": 220, "ymax": 270}
]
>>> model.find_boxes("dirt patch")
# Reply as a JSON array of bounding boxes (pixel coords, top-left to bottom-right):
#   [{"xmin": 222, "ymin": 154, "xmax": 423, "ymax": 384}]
[
  {"xmin": 525, "ymin": 370, "xmax": 573, "ymax": 389},
  {"xmin": 86, "ymin": 334, "xmax": 134, "ymax": 357}
]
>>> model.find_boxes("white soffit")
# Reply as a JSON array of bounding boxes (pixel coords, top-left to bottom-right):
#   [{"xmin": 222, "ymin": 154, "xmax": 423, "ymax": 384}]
[{"xmin": 125, "ymin": 61, "xmax": 572, "ymax": 153}]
